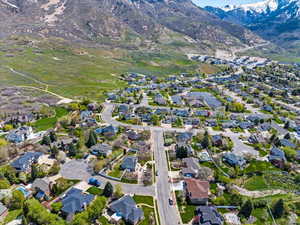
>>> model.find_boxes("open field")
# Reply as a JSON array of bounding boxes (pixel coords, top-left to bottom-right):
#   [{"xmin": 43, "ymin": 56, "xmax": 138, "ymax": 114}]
[{"xmin": 0, "ymin": 37, "xmax": 203, "ymax": 101}]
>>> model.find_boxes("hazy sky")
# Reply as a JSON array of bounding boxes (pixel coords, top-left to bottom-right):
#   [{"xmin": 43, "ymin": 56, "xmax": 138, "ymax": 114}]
[{"xmin": 193, "ymin": 0, "xmax": 264, "ymax": 7}]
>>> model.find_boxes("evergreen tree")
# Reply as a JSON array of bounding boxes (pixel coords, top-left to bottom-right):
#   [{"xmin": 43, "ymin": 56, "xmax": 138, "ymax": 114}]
[
  {"xmin": 31, "ymin": 164, "xmax": 39, "ymax": 181},
  {"xmin": 202, "ymin": 131, "xmax": 211, "ymax": 149},
  {"xmin": 272, "ymin": 199, "xmax": 285, "ymax": 219},
  {"xmin": 50, "ymin": 146, "xmax": 59, "ymax": 158},
  {"xmin": 41, "ymin": 135, "xmax": 51, "ymax": 146},
  {"xmin": 176, "ymin": 146, "xmax": 188, "ymax": 159},
  {"xmin": 49, "ymin": 131, "xmax": 57, "ymax": 143},
  {"xmin": 68, "ymin": 143, "xmax": 77, "ymax": 157},
  {"xmin": 238, "ymin": 200, "xmax": 253, "ymax": 219},
  {"xmin": 284, "ymin": 133, "xmax": 291, "ymax": 140},
  {"xmin": 284, "ymin": 121, "xmax": 290, "ymax": 129},
  {"xmin": 103, "ymin": 182, "xmax": 113, "ymax": 197},
  {"xmin": 86, "ymin": 131, "xmax": 97, "ymax": 148}
]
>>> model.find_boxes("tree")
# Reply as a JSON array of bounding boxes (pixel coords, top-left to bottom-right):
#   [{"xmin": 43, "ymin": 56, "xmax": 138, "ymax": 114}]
[
  {"xmin": 86, "ymin": 131, "xmax": 97, "ymax": 148},
  {"xmin": 114, "ymin": 184, "xmax": 123, "ymax": 198},
  {"xmin": 11, "ymin": 190, "xmax": 25, "ymax": 209},
  {"xmin": 176, "ymin": 146, "xmax": 187, "ymax": 159},
  {"xmin": 272, "ymin": 199, "xmax": 285, "ymax": 218},
  {"xmin": 49, "ymin": 131, "xmax": 57, "ymax": 143},
  {"xmin": 103, "ymin": 182, "xmax": 113, "ymax": 197},
  {"xmin": 68, "ymin": 143, "xmax": 77, "ymax": 157},
  {"xmin": 202, "ymin": 131, "xmax": 211, "ymax": 149},
  {"xmin": 238, "ymin": 200, "xmax": 253, "ymax": 219},
  {"xmin": 50, "ymin": 146, "xmax": 59, "ymax": 158},
  {"xmin": 41, "ymin": 135, "xmax": 51, "ymax": 146},
  {"xmin": 284, "ymin": 121, "xmax": 290, "ymax": 129},
  {"xmin": 31, "ymin": 164, "xmax": 39, "ymax": 181},
  {"xmin": 284, "ymin": 133, "xmax": 291, "ymax": 140}
]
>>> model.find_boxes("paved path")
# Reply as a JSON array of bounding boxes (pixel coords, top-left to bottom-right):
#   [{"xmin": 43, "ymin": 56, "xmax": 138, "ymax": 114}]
[
  {"xmin": 152, "ymin": 130, "xmax": 182, "ymax": 225},
  {"xmin": 232, "ymin": 185, "xmax": 287, "ymax": 198}
]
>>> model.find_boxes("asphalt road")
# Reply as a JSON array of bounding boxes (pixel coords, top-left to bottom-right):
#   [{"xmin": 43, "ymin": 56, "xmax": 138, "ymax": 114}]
[{"xmin": 152, "ymin": 129, "xmax": 182, "ymax": 225}]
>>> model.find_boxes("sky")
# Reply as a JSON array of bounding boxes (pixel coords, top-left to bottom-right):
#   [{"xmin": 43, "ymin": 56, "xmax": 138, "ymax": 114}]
[{"xmin": 193, "ymin": 0, "xmax": 264, "ymax": 7}]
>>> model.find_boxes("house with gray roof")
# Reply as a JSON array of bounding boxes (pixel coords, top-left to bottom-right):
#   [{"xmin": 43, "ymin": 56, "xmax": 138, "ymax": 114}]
[
  {"xmin": 32, "ymin": 178, "xmax": 51, "ymax": 200},
  {"xmin": 120, "ymin": 156, "xmax": 138, "ymax": 172},
  {"xmin": 11, "ymin": 152, "xmax": 43, "ymax": 173},
  {"xmin": 181, "ymin": 157, "xmax": 200, "ymax": 178},
  {"xmin": 90, "ymin": 143, "xmax": 112, "ymax": 157},
  {"xmin": 61, "ymin": 188, "xmax": 95, "ymax": 221},
  {"xmin": 6, "ymin": 126, "xmax": 33, "ymax": 143},
  {"xmin": 109, "ymin": 195, "xmax": 144, "ymax": 225},
  {"xmin": 194, "ymin": 206, "xmax": 223, "ymax": 225}
]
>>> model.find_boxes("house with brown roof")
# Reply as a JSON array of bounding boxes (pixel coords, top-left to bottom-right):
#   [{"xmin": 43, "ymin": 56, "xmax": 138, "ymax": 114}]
[{"xmin": 184, "ymin": 178, "xmax": 209, "ymax": 205}]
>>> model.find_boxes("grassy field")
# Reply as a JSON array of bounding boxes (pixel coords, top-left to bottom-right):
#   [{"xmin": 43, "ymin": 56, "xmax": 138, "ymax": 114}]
[
  {"xmin": 33, "ymin": 107, "xmax": 68, "ymax": 131},
  {"xmin": 133, "ymin": 195, "xmax": 154, "ymax": 207},
  {"xmin": 0, "ymin": 37, "xmax": 204, "ymax": 101}
]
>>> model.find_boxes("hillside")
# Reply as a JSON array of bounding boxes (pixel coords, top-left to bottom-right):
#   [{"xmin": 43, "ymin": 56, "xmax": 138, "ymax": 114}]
[{"xmin": 0, "ymin": 0, "xmax": 263, "ymax": 52}]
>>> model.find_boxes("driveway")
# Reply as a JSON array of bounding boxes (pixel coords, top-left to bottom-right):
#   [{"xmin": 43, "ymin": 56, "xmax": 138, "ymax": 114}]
[{"xmin": 60, "ymin": 160, "xmax": 92, "ymax": 181}]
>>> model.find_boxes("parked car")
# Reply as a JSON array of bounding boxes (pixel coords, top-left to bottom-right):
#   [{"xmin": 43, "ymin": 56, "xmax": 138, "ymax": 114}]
[{"xmin": 169, "ymin": 198, "xmax": 173, "ymax": 205}]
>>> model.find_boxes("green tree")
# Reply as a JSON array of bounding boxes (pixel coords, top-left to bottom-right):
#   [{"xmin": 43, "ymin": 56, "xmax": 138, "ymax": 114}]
[
  {"xmin": 11, "ymin": 190, "xmax": 25, "ymax": 209},
  {"xmin": 86, "ymin": 131, "xmax": 97, "ymax": 148},
  {"xmin": 202, "ymin": 131, "xmax": 211, "ymax": 149},
  {"xmin": 272, "ymin": 199, "xmax": 285, "ymax": 219},
  {"xmin": 176, "ymin": 146, "xmax": 188, "ymax": 159},
  {"xmin": 103, "ymin": 182, "xmax": 113, "ymax": 197},
  {"xmin": 50, "ymin": 146, "xmax": 59, "ymax": 158},
  {"xmin": 238, "ymin": 200, "xmax": 253, "ymax": 219},
  {"xmin": 68, "ymin": 143, "xmax": 78, "ymax": 157},
  {"xmin": 31, "ymin": 164, "xmax": 39, "ymax": 181},
  {"xmin": 41, "ymin": 135, "xmax": 51, "ymax": 146},
  {"xmin": 49, "ymin": 131, "xmax": 57, "ymax": 143}
]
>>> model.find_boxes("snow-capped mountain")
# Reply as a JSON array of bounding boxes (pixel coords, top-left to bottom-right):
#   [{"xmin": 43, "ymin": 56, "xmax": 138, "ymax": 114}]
[
  {"xmin": 222, "ymin": 0, "xmax": 279, "ymax": 13},
  {"xmin": 204, "ymin": 0, "xmax": 300, "ymax": 45}
]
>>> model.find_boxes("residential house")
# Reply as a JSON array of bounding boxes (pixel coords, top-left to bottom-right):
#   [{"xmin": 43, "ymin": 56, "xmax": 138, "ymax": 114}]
[
  {"xmin": 0, "ymin": 202, "xmax": 8, "ymax": 222},
  {"xmin": 211, "ymin": 135, "xmax": 223, "ymax": 146},
  {"xmin": 222, "ymin": 121, "xmax": 237, "ymax": 129},
  {"xmin": 248, "ymin": 134, "xmax": 265, "ymax": 144},
  {"xmin": 193, "ymin": 206, "xmax": 224, "ymax": 225},
  {"xmin": 176, "ymin": 132, "xmax": 193, "ymax": 143},
  {"xmin": 182, "ymin": 157, "xmax": 200, "ymax": 178},
  {"xmin": 154, "ymin": 94, "xmax": 167, "ymax": 105},
  {"xmin": 80, "ymin": 110, "xmax": 93, "ymax": 121},
  {"xmin": 223, "ymin": 153, "xmax": 246, "ymax": 168},
  {"xmin": 262, "ymin": 105, "xmax": 273, "ymax": 112},
  {"xmin": 32, "ymin": 177, "xmax": 52, "ymax": 200},
  {"xmin": 98, "ymin": 125, "xmax": 119, "ymax": 137},
  {"xmin": 127, "ymin": 131, "xmax": 142, "ymax": 141},
  {"xmin": 6, "ymin": 126, "xmax": 33, "ymax": 143},
  {"xmin": 171, "ymin": 95, "xmax": 184, "ymax": 106},
  {"xmin": 120, "ymin": 156, "xmax": 138, "ymax": 172},
  {"xmin": 279, "ymin": 139, "xmax": 296, "ymax": 148},
  {"xmin": 239, "ymin": 121, "xmax": 254, "ymax": 129},
  {"xmin": 118, "ymin": 105, "xmax": 130, "ymax": 114},
  {"xmin": 109, "ymin": 195, "xmax": 144, "ymax": 225},
  {"xmin": 184, "ymin": 178, "xmax": 209, "ymax": 205},
  {"xmin": 90, "ymin": 143, "xmax": 112, "ymax": 157},
  {"xmin": 11, "ymin": 152, "xmax": 43, "ymax": 173},
  {"xmin": 61, "ymin": 188, "xmax": 95, "ymax": 221},
  {"xmin": 269, "ymin": 147, "xmax": 286, "ymax": 168}
]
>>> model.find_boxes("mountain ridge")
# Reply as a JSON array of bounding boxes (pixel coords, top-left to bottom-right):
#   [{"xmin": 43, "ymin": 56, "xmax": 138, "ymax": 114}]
[{"xmin": 0, "ymin": 0, "xmax": 263, "ymax": 53}]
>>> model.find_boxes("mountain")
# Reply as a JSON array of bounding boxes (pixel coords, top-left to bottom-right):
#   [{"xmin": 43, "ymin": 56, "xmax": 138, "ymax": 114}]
[
  {"xmin": 204, "ymin": 0, "xmax": 300, "ymax": 45},
  {"xmin": 0, "ymin": 0, "xmax": 262, "ymax": 52}
]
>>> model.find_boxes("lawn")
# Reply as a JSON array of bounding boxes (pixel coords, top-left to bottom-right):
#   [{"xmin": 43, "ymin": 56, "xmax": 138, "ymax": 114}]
[
  {"xmin": 244, "ymin": 176, "xmax": 268, "ymax": 191},
  {"xmin": 4, "ymin": 209, "xmax": 23, "ymax": 224},
  {"xmin": 87, "ymin": 186, "xmax": 103, "ymax": 195},
  {"xmin": 98, "ymin": 216, "xmax": 110, "ymax": 225},
  {"xmin": 133, "ymin": 195, "xmax": 154, "ymax": 207},
  {"xmin": 108, "ymin": 162, "xmax": 123, "ymax": 178},
  {"xmin": 33, "ymin": 107, "xmax": 68, "ymax": 131},
  {"xmin": 175, "ymin": 191, "xmax": 196, "ymax": 224},
  {"xmin": 139, "ymin": 206, "xmax": 156, "ymax": 225}
]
